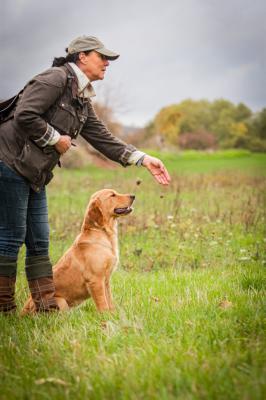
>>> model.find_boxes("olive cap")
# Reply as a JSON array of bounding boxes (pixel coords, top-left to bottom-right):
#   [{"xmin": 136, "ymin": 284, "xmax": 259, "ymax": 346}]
[{"xmin": 67, "ymin": 35, "xmax": 119, "ymax": 60}]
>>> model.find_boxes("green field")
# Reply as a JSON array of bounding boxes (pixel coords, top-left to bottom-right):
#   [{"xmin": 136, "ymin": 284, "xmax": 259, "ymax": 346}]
[{"xmin": 1, "ymin": 151, "xmax": 266, "ymax": 399}]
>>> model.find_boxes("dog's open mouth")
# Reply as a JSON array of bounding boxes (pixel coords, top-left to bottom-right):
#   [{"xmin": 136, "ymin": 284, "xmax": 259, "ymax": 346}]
[{"xmin": 114, "ymin": 207, "xmax": 133, "ymax": 215}]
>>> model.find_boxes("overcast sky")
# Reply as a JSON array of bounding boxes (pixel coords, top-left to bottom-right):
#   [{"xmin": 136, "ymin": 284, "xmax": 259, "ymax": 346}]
[{"xmin": 1, "ymin": 0, "xmax": 265, "ymax": 126}]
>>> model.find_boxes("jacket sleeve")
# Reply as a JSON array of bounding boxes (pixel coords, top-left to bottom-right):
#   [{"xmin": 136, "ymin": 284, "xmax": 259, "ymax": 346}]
[
  {"xmin": 14, "ymin": 68, "xmax": 67, "ymax": 145},
  {"xmin": 80, "ymin": 101, "xmax": 137, "ymax": 167}
]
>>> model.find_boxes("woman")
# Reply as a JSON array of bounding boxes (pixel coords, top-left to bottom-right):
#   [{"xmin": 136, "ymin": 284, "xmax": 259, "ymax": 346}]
[{"xmin": 0, "ymin": 35, "xmax": 170, "ymax": 314}]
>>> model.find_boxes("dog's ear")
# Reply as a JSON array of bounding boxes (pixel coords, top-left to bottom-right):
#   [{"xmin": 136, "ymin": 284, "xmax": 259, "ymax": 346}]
[{"xmin": 83, "ymin": 198, "xmax": 104, "ymax": 229}]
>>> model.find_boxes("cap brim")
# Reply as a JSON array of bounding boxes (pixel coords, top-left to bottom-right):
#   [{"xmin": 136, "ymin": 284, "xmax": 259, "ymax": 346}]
[{"xmin": 97, "ymin": 47, "xmax": 120, "ymax": 60}]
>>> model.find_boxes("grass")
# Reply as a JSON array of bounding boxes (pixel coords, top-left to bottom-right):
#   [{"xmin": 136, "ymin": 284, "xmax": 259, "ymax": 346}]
[{"xmin": 1, "ymin": 150, "xmax": 266, "ymax": 399}]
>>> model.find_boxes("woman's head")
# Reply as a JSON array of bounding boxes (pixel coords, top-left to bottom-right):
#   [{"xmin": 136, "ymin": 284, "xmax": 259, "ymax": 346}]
[
  {"xmin": 52, "ymin": 35, "xmax": 119, "ymax": 81},
  {"xmin": 76, "ymin": 51, "xmax": 111, "ymax": 81}
]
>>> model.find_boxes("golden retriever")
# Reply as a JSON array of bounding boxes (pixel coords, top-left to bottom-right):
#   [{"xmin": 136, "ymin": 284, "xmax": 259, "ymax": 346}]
[{"xmin": 22, "ymin": 189, "xmax": 135, "ymax": 314}]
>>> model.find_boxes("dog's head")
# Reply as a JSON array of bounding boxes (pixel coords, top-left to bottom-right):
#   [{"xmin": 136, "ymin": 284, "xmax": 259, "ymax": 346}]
[{"xmin": 83, "ymin": 189, "xmax": 135, "ymax": 229}]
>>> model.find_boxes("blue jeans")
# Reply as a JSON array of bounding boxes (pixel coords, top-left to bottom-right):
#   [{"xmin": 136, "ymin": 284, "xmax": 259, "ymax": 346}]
[{"xmin": 0, "ymin": 161, "xmax": 50, "ymax": 261}]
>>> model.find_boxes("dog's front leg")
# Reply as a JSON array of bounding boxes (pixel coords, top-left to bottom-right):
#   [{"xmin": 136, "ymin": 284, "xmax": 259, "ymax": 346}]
[
  {"xmin": 105, "ymin": 278, "xmax": 115, "ymax": 311},
  {"xmin": 86, "ymin": 278, "xmax": 109, "ymax": 312}
]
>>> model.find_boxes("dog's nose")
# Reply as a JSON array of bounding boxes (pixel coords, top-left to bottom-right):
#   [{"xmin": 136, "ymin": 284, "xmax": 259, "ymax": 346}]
[{"xmin": 130, "ymin": 195, "xmax": 135, "ymax": 201}]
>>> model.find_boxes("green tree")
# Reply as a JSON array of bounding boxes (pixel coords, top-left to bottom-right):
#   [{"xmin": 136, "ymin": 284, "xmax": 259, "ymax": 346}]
[
  {"xmin": 235, "ymin": 103, "xmax": 252, "ymax": 122},
  {"xmin": 178, "ymin": 99, "xmax": 212, "ymax": 133},
  {"xmin": 209, "ymin": 99, "xmax": 236, "ymax": 144},
  {"xmin": 249, "ymin": 108, "xmax": 266, "ymax": 140},
  {"xmin": 145, "ymin": 99, "xmax": 266, "ymax": 151},
  {"xmin": 222, "ymin": 122, "xmax": 249, "ymax": 148},
  {"xmin": 154, "ymin": 104, "xmax": 182, "ymax": 144}
]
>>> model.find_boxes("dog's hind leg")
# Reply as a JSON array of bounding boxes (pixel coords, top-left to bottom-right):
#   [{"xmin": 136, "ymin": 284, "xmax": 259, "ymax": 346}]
[
  {"xmin": 21, "ymin": 296, "xmax": 69, "ymax": 315},
  {"xmin": 20, "ymin": 296, "xmax": 36, "ymax": 315},
  {"xmin": 55, "ymin": 296, "xmax": 69, "ymax": 311}
]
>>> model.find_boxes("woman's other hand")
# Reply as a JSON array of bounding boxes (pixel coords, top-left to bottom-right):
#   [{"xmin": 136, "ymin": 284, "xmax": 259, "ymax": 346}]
[{"xmin": 54, "ymin": 135, "xmax": 72, "ymax": 154}]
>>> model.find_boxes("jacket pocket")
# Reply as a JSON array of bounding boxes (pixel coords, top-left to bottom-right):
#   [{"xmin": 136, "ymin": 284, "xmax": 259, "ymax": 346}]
[
  {"xmin": 49, "ymin": 102, "xmax": 76, "ymax": 134},
  {"xmin": 13, "ymin": 140, "xmax": 60, "ymax": 188}
]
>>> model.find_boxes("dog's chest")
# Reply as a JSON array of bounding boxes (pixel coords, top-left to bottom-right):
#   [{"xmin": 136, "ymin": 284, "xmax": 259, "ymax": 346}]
[
  {"xmin": 110, "ymin": 236, "xmax": 119, "ymax": 271},
  {"xmin": 106, "ymin": 224, "xmax": 119, "ymax": 271}
]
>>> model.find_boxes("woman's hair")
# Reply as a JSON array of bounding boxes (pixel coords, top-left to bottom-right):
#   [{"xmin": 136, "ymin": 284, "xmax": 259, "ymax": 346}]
[{"xmin": 52, "ymin": 48, "xmax": 91, "ymax": 67}]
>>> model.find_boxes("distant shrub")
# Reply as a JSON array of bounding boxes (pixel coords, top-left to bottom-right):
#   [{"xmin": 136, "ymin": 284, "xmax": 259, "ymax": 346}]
[
  {"xmin": 243, "ymin": 137, "xmax": 266, "ymax": 153},
  {"xmin": 178, "ymin": 130, "xmax": 217, "ymax": 150}
]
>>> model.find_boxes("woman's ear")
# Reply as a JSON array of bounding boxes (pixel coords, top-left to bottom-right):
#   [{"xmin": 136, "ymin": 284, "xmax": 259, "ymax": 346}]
[{"xmin": 78, "ymin": 51, "xmax": 88, "ymax": 65}]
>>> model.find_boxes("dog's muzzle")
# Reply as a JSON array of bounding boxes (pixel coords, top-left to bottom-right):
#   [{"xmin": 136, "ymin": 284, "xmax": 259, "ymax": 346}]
[{"xmin": 114, "ymin": 195, "xmax": 135, "ymax": 215}]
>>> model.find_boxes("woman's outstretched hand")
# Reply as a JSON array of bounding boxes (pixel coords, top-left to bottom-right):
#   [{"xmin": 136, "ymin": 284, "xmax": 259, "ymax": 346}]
[{"xmin": 142, "ymin": 155, "xmax": 171, "ymax": 185}]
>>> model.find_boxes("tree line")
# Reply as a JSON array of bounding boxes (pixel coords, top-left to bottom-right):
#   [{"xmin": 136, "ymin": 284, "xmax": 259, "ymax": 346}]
[{"xmin": 140, "ymin": 99, "xmax": 266, "ymax": 152}]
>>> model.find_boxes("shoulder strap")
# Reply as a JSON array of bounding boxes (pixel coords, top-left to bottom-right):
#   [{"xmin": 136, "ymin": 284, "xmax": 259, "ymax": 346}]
[
  {"xmin": 60, "ymin": 64, "xmax": 79, "ymax": 98},
  {"xmin": 0, "ymin": 90, "xmax": 23, "ymax": 122}
]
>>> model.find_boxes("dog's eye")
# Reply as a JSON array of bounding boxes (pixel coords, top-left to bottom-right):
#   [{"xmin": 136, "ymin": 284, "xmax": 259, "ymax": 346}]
[{"xmin": 110, "ymin": 193, "xmax": 116, "ymax": 197}]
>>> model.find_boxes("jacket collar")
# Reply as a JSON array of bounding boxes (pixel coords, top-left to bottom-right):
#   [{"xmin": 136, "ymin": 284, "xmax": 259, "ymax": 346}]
[{"xmin": 67, "ymin": 63, "xmax": 96, "ymax": 99}]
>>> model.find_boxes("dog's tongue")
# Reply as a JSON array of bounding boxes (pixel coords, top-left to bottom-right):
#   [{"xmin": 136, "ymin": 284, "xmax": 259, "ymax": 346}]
[
  {"xmin": 115, "ymin": 208, "xmax": 127, "ymax": 214},
  {"xmin": 114, "ymin": 207, "xmax": 131, "ymax": 214}
]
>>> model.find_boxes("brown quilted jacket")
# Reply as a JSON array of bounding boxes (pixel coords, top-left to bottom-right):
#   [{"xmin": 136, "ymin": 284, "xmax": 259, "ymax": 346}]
[{"xmin": 0, "ymin": 63, "xmax": 136, "ymax": 191}]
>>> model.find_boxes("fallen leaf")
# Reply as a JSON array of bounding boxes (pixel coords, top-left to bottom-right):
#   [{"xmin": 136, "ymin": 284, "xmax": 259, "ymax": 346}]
[
  {"xmin": 218, "ymin": 300, "xmax": 233, "ymax": 309},
  {"xmin": 35, "ymin": 378, "xmax": 69, "ymax": 386},
  {"xmin": 144, "ymin": 258, "xmax": 154, "ymax": 272},
  {"xmin": 134, "ymin": 248, "xmax": 142, "ymax": 257},
  {"xmin": 101, "ymin": 320, "xmax": 118, "ymax": 336}
]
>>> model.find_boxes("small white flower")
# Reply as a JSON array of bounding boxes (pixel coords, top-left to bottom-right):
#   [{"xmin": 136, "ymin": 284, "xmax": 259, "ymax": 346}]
[{"xmin": 167, "ymin": 215, "xmax": 174, "ymax": 220}]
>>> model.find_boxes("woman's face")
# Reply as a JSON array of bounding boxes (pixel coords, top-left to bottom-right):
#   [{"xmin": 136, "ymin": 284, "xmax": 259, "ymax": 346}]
[{"xmin": 78, "ymin": 51, "xmax": 110, "ymax": 81}]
